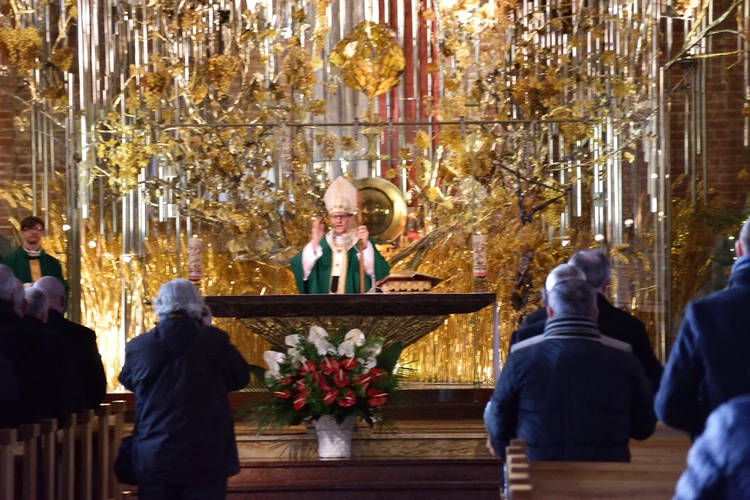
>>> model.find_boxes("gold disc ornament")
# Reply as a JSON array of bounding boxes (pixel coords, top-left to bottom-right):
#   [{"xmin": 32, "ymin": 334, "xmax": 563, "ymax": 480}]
[{"xmin": 353, "ymin": 177, "xmax": 407, "ymax": 243}]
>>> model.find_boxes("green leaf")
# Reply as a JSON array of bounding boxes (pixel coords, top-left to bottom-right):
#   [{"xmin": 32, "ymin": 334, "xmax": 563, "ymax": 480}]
[{"xmin": 376, "ymin": 341, "xmax": 403, "ymax": 374}]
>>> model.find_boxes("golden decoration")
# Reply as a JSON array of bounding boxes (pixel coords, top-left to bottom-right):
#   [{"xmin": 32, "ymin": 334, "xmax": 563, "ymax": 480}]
[
  {"xmin": 352, "ymin": 177, "xmax": 408, "ymax": 243},
  {"xmin": 329, "ymin": 21, "xmax": 405, "ymax": 120},
  {"xmin": 0, "ymin": 27, "xmax": 41, "ymax": 74},
  {"xmin": 207, "ymin": 54, "xmax": 240, "ymax": 96}
]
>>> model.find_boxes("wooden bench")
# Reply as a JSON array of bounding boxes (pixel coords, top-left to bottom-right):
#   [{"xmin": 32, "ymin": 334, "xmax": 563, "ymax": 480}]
[
  {"xmin": 0, "ymin": 401, "xmax": 128, "ymax": 500},
  {"xmin": 505, "ymin": 439, "xmax": 688, "ymax": 500}
]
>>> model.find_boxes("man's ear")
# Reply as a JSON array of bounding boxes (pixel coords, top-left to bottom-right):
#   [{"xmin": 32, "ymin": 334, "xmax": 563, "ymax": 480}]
[
  {"xmin": 736, "ymin": 240, "xmax": 745, "ymax": 258},
  {"xmin": 592, "ymin": 307, "xmax": 599, "ymax": 323},
  {"xmin": 59, "ymin": 295, "xmax": 66, "ymax": 310},
  {"xmin": 546, "ymin": 305, "xmax": 554, "ymax": 318}
]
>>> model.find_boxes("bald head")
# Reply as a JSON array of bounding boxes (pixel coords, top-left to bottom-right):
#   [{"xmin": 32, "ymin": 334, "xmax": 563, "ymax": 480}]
[
  {"xmin": 24, "ymin": 287, "xmax": 48, "ymax": 322},
  {"xmin": 33, "ymin": 276, "xmax": 66, "ymax": 313}
]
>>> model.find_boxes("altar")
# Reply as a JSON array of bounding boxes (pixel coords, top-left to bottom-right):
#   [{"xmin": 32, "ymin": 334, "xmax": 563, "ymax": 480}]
[{"xmin": 205, "ymin": 293, "xmax": 501, "ymax": 376}]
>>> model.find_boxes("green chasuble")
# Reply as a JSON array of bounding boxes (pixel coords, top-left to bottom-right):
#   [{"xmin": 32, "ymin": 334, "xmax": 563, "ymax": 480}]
[
  {"xmin": 4, "ymin": 246, "xmax": 70, "ymax": 296},
  {"xmin": 290, "ymin": 236, "xmax": 390, "ymax": 294}
]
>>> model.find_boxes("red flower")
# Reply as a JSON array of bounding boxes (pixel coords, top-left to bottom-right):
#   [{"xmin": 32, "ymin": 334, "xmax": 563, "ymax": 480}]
[
  {"xmin": 333, "ymin": 368, "xmax": 350, "ymax": 388},
  {"xmin": 299, "ymin": 360, "xmax": 317, "ymax": 376},
  {"xmin": 366, "ymin": 388, "xmax": 388, "ymax": 407},
  {"xmin": 368, "ymin": 368, "xmax": 388, "ymax": 381},
  {"xmin": 354, "ymin": 373, "xmax": 372, "ymax": 390},
  {"xmin": 322, "ymin": 388, "xmax": 338, "ymax": 405},
  {"xmin": 273, "ymin": 390, "xmax": 291, "ymax": 399},
  {"xmin": 320, "ymin": 357, "xmax": 340, "ymax": 374},
  {"xmin": 337, "ymin": 389, "xmax": 356, "ymax": 407},
  {"xmin": 340, "ymin": 357, "xmax": 359, "ymax": 370},
  {"xmin": 311, "ymin": 372, "xmax": 324, "ymax": 385},
  {"xmin": 293, "ymin": 394, "xmax": 307, "ymax": 411},
  {"xmin": 295, "ymin": 380, "xmax": 308, "ymax": 394},
  {"xmin": 279, "ymin": 377, "xmax": 293, "ymax": 386}
]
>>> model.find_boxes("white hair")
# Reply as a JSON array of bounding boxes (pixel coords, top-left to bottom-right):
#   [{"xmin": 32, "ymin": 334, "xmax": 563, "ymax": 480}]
[
  {"xmin": 24, "ymin": 287, "xmax": 48, "ymax": 320},
  {"xmin": 152, "ymin": 279, "xmax": 204, "ymax": 319},
  {"xmin": 11, "ymin": 279, "xmax": 26, "ymax": 317},
  {"xmin": 33, "ymin": 276, "xmax": 66, "ymax": 313},
  {"xmin": 547, "ymin": 278, "xmax": 597, "ymax": 317},
  {"xmin": 0, "ymin": 264, "xmax": 16, "ymax": 303},
  {"xmin": 545, "ymin": 264, "xmax": 586, "ymax": 291}
]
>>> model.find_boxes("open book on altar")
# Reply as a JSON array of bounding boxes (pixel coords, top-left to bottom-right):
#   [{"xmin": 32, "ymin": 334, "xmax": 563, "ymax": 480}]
[{"xmin": 376, "ymin": 270, "xmax": 442, "ymax": 293}]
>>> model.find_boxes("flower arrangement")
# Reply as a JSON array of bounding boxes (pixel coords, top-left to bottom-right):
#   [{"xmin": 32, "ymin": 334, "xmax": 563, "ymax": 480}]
[{"xmin": 248, "ymin": 326, "xmax": 403, "ymax": 427}]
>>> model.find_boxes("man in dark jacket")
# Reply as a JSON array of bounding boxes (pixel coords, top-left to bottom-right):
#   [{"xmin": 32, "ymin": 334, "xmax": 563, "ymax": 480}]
[
  {"xmin": 656, "ymin": 221, "xmax": 750, "ymax": 439},
  {"xmin": 34, "ymin": 276, "xmax": 107, "ymax": 411},
  {"xmin": 119, "ymin": 279, "xmax": 249, "ymax": 500},
  {"xmin": 485, "ymin": 278, "xmax": 656, "ymax": 462},
  {"xmin": 673, "ymin": 395, "xmax": 750, "ymax": 499},
  {"xmin": 509, "ymin": 249, "xmax": 663, "ymax": 392},
  {"xmin": 0, "ymin": 266, "xmax": 69, "ymax": 427}
]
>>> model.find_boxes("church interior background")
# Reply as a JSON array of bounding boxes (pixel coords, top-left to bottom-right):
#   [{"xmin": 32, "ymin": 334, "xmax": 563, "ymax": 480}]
[{"xmin": 0, "ymin": 0, "xmax": 748, "ymax": 389}]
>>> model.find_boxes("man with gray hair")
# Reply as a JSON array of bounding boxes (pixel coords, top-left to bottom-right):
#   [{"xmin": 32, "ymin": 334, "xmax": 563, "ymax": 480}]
[
  {"xmin": 34, "ymin": 275, "xmax": 106, "ymax": 411},
  {"xmin": 568, "ymin": 249, "xmax": 663, "ymax": 391},
  {"xmin": 0, "ymin": 265, "xmax": 68, "ymax": 426},
  {"xmin": 119, "ymin": 278, "xmax": 249, "ymax": 498},
  {"xmin": 657, "ymin": 219, "xmax": 750, "ymax": 440},
  {"xmin": 485, "ymin": 278, "xmax": 656, "ymax": 462}
]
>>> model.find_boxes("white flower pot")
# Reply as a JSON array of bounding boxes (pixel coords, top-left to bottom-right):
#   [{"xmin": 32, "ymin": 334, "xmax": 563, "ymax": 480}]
[{"xmin": 314, "ymin": 415, "xmax": 356, "ymax": 459}]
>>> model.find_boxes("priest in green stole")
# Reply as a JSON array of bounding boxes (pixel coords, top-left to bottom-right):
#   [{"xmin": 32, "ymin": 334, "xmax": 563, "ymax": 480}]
[
  {"xmin": 4, "ymin": 215, "xmax": 70, "ymax": 296},
  {"xmin": 291, "ymin": 177, "xmax": 390, "ymax": 294}
]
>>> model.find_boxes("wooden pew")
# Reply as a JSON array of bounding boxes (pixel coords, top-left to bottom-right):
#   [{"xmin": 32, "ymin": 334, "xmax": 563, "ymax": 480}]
[
  {"xmin": 504, "ymin": 439, "xmax": 687, "ymax": 500},
  {"xmin": 0, "ymin": 400, "xmax": 129, "ymax": 500}
]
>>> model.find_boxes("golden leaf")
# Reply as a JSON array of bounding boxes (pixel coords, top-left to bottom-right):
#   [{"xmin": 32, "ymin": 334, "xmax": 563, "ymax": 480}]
[
  {"xmin": 426, "ymin": 186, "xmax": 442, "ymax": 201},
  {"xmin": 623, "ymin": 152, "xmax": 635, "ymax": 163},
  {"xmin": 385, "ymin": 168, "xmax": 398, "ymax": 179},
  {"xmin": 415, "ymin": 130, "xmax": 431, "ymax": 150}
]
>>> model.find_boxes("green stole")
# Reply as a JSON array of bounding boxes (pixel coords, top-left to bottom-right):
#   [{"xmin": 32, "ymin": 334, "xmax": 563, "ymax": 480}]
[{"xmin": 290, "ymin": 235, "xmax": 390, "ymax": 294}]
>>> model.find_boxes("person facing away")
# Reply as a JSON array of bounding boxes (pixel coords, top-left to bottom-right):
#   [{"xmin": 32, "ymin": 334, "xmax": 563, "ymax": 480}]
[
  {"xmin": 0, "ymin": 267, "xmax": 66, "ymax": 427},
  {"xmin": 119, "ymin": 279, "xmax": 249, "ymax": 500},
  {"xmin": 290, "ymin": 176, "xmax": 390, "ymax": 294},
  {"xmin": 4, "ymin": 215, "xmax": 69, "ymax": 296},
  {"xmin": 484, "ymin": 278, "xmax": 656, "ymax": 462},
  {"xmin": 510, "ymin": 263, "xmax": 585, "ymax": 336},
  {"xmin": 673, "ymin": 395, "xmax": 750, "ymax": 500},
  {"xmin": 34, "ymin": 275, "xmax": 106, "ymax": 411},
  {"xmin": 510, "ymin": 249, "xmax": 663, "ymax": 392},
  {"xmin": 656, "ymin": 219, "xmax": 750, "ymax": 440},
  {"xmin": 22, "ymin": 286, "xmax": 76, "ymax": 420}
]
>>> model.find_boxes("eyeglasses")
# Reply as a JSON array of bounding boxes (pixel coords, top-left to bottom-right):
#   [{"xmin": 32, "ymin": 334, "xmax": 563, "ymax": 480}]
[
  {"xmin": 330, "ymin": 214, "xmax": 353, "ymax": 222},
  {"xmin": 23, "ymin": 227, "xmax": 44, "ymax": 233}
]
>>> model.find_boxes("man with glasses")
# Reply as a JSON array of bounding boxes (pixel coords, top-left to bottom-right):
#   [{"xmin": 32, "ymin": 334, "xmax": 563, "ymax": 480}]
[
  {"xmin": 4, "ymin": 216, "xmax": 69, "ymax": 295},
  {"xmin": 291, "ymin": 176, "xmax": 389, "ymax": 294}
]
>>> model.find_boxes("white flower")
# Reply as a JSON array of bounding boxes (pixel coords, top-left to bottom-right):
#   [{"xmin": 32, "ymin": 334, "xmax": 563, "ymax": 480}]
[
  {"xmin": 345, "ymin": 329, "xmax": 366, "ymax": 346},
  {"xmin": 287, "ymin": 347, "xmax": 304, "ymax": 368},
  {"xmin": 338, "ymin": 329, "xmax": 366, "ymax": 357},
  {"xmin": 263, "ymin": 350, "xmax": 287, "ymax": 379},
  {"xmin": 358, "ymin": 343, "xmax": 382, "ymax": 370},
  {"xmin": 308, "ymin": 326, "xmax": 336, "ymax": 355},
  {"xmin": 285, "ymin": 334, "xmax": 301, "ymax": 348}
]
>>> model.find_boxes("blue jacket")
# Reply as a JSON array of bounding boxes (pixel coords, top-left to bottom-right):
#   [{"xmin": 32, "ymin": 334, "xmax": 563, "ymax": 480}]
[
  {"xmin": 673, "ymin": 396, "xmax": 750, "ymax": 499},
  {"xmin": 119, "ymin": 315, "xmax": 249, "ymax": 484},
  {"xmin": 485, "ymin": 316, "xmax": 656, "ymax": 462},
  {"xmin": 656, "ymin": 255, "xmax": 750, "ymax": 439}
]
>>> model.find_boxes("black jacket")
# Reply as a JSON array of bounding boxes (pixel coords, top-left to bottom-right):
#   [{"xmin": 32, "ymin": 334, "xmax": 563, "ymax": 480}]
[
  {"xmin": 119, "ymin": 315, "xmax": 249, "ymax": 484},
  {"xmin": 510, "ymin": 295, "xmax": 663, "ymax": 391},
  {"xmin": 487, "ymin": 316, "xmax": 656, "ymax": 462},
  {"xmin": 656, "ymin": 256, "xmax": 750, "ymax": 439},
  {"xmin": 46, "ymin": 309, "xmax": 107, "ymax": 410},
  {"xmin": 0, "ymin": 302, "xmax": 69, "ymax": 427}
]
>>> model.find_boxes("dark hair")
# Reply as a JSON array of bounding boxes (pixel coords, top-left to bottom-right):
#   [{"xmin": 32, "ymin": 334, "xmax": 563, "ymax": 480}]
[{"xmin": 20, "ymin": 216, "xmax": 44, "ymax": 231}]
